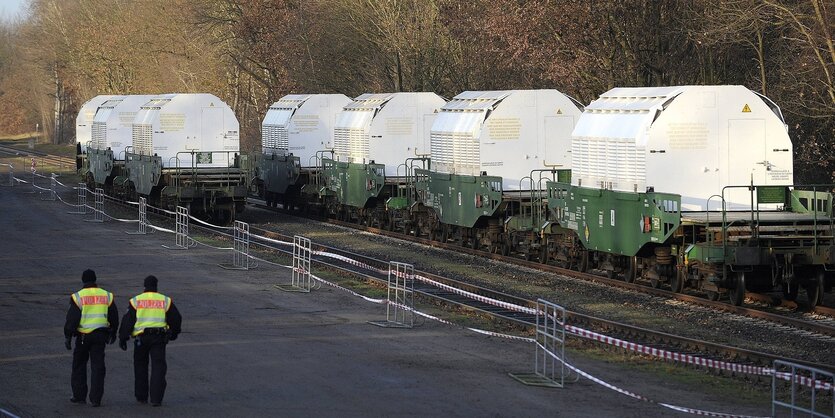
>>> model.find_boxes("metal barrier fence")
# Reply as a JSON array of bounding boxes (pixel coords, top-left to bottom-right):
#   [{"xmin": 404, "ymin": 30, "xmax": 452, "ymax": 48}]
[
  {"xmin": 772, "ymin": 360, "xmax": 834, "ymax": 418},
  {"xmin": 220, "ymin": 221, "xmax": 250, "ymax": 270},
  {"xmin": 126, "ymin": 197, "xmax": 147, "ymax": 235},
  {"xmin": 85, "ymin": 188, "xmax": 104, "ymax": 223},
  {"xmin": 68, "ymin": 183, "xmax": 86, "ymax": 214},
  {"xmin": 369, "ymin": 262, "xmax": 415, "ymax": 328},
  {"xmin": 41, "ymin": 173, "xmax": 56, "ymax": 201},
  {"xmin": 26, "ymin": 170, "xmax": 36, "ymax": 194},
  {"xmin": 276, "ymin": 235, "xmax": 312, "ymax": 292},
  {"xmin": 510, "ymin": 299, "xmax": 567, "ymax": 388},
  {"xmin": 164, "ymin": 206, "xmax": 190, "ymax": 249}
]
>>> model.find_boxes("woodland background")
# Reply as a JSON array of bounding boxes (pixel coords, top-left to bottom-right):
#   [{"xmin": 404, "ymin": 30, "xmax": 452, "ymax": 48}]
[{"xmin": 0, "ymin": 0, "xmax": 832, "ymax": 182}]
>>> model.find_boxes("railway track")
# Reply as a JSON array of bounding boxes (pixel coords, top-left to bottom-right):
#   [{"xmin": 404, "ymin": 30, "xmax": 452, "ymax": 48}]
[
  {"xmin": 17, "ymin": 151, "xmax": 834, "ymax": 375},
  {"xmin": 241, "ymin": 218, "xmax": 834, "ymax": 374},
  {"xmin": 0, "ymin": 143, "xmax": 76, "ymax": 168},
  {"xmin": 311, "ymin": 209, "xmax": 835, "ymax": 339}
]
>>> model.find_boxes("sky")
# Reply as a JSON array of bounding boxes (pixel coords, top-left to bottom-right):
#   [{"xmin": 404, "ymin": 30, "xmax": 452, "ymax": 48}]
[{"xmin": 0, "ymin": 0, "xmax": 28, "ymax": 23}]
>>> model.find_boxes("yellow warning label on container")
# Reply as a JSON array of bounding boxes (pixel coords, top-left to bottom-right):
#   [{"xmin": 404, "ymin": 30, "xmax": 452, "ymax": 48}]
[{"xmin": 742, "ymin": 104, "xmax": 751, "ymax": 113}]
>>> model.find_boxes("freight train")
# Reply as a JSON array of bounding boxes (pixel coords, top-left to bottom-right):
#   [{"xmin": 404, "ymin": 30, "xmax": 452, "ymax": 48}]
[
  {"xmin": 252, "ymin": 86, "xmax": 832, "ymax": 308},
  {"xmin": 77, "ymin": 93, "xmax": 247, "ymax": 223},
  {"xmin": 77, "ymin": 84, "xmax": 833, "ymax": 308}
]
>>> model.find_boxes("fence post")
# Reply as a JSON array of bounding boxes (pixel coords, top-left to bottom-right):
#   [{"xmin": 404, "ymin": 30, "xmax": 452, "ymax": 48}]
[
  {"xmin": 68, "ymin": 183, "xmax": 87, "ymax": 214},
  {"xmin": 163, "ymin": 206, "xmax": 190, "ymax": 249},
  {"xmin": 126, "ymin": 196, "xmax": 148, "ymax": 235},
  {"xmin": 84, "ymin": 188, "xmax": 104, "ymax": 223},
  {"xmin": 276, "ymin": 235, "xmax": 313, "ymax": 292},
  {"xmin": 220, "ymin": 221, "xmax": 251, "ymax": 270},
  {"xmin": 772, "ymin": 359, "xmax": 834, "ymax": 418},
  {"xmin": 368, "ymin": 262, "xmax": 415, "ymax": 328},
  {"xmin": 25, "ymin": 169, "xmax": 36, "ymax": 194},
  {"xmin": 42, "ymin": 173, "xmax": 56, "ymax": 201},
  {"xmin": 510, "ymin": 299, "xmax": 568, "ymax": 388}
]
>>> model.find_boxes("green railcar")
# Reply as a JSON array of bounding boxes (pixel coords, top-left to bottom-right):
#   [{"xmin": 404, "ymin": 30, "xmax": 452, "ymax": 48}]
[
  {"xmin": 118, "ymin": 150, "xmax": 247, "ymax": 224},
  {"xmin": 414, "ymin": 169, "xmax": 504, "ymax": 228},
  {"xmin": 547, "ymin": 181, "xmax": 681, "ymax": 285},
  {"xmin": 548, "ymin": 181, "xmax": 835, "ymax": 307},
  {"xmin": 84, "ymin": 147, "xmax": 123, "ymax": 190},
  {"xmin": 320, "ymin": 159, "xmax": 384, "ymax": 208},
  {"xmin": 251, "ymin": 152, "xmax": 301, "ymax": 208}
]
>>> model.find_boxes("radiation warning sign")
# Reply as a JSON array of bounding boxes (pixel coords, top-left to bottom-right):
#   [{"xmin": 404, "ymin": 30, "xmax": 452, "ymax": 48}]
[{"xmin": 742, "ymin": 104, "xmax": 751, "ymax": 113}]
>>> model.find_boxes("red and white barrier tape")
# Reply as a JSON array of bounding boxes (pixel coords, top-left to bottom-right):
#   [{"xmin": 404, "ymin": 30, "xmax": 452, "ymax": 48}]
[
  {"xmin": 47, "ymin": 187, "xmax": 830, "ymax": 394},
  {"xmin": 297, "ymin": 269, "xmax": 769, "ymax": 418},
  {"xmin": 304, "ymin": 248, "xmax": 833, "ymax": 390},
  {"xmin": 536, "ymin": 343, "xmax": 769, "ymax": 418}
]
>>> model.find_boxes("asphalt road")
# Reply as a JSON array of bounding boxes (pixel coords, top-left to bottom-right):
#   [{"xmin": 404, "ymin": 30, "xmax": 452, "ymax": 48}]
[{"xmin": 0, "ymin": 181, "xmax": 769, "ymax": 417}]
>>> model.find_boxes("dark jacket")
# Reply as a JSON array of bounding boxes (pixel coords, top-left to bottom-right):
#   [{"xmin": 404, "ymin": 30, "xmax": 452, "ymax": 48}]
[
  {"xmin": 64, "ymin": 283, "xmax": 119, "ymax": 338},
  {"xmin": 118, "ymin": 293, "xmax": 182, "ymax": 342}
]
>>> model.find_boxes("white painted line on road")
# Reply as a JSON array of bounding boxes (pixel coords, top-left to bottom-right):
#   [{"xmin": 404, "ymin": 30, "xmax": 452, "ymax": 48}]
[{"xmin": 0, "ymin": 407, "xmax": 21, "ymax": 418}]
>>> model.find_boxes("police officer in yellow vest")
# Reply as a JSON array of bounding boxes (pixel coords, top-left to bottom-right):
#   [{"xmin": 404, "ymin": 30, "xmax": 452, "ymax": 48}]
[
  {"xmin": 64, "ymin": 269, "xmax": 119, "ymax": 407},
  {"xmin": 118, "ymin": 275, "xmax": 182, "ymax": 406}
]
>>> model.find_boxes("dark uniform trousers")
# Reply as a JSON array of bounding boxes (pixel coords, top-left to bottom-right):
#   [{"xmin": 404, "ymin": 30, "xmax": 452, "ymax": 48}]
[
  {"xmin": 134, "ymin": 331, "xmax": 168, "ymax": 403},
  {"xmin": 71, "ymin": 329, "xmax": 109, "ymax": 403}
]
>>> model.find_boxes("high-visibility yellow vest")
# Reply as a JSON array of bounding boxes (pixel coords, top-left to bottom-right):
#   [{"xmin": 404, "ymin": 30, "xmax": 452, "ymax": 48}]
[
  {"xmin": 71, "ymin": 287, "xmax": 113, "ymax": 334},
  {"xmin": 130, "ymin": 292, "xmax": 171, "ymax": 337}
]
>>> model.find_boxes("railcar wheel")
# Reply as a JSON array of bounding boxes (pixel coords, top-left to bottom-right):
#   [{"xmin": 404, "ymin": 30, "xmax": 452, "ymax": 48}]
[
  {"xmin": 729, "ymin": 272, "xmax": 746, "ymax": 306},
  {"xmin": 577, "ymin": 251, "xmax": 589, "ymax": 273},
  {"xmin": 623, "ymin": 256, "xmax": 637, "ymax": 284},
  {"xmin": 670, "ymin": 268, "xmax": 684, "ymax": 293},
  {"xmin": 806, "ymin": 270, "xmax": 825, "ymax": 309}
]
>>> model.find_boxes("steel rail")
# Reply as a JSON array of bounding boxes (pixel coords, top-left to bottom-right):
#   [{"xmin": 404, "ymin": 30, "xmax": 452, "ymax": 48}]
[
  {"xmin": 316, "ymin": 214, "xmax": 835, "ymax": 340},
  {"xmin": 44, "ymin": 180, "xmax": 835, "ymax": 375},
  {"xmin": 246, "ymin": 203, "xmax": 834, "ymax": 373}
]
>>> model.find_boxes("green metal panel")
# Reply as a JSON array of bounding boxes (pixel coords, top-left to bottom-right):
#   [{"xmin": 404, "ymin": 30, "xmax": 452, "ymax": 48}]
[
  {"xmin": 255, "ymin": 152, "xmax": 301, "ymax": 195},
  {"xmin": 551, "ymin": 182, "xmax": 681, "ymax": 256},
  {"xmin": 321, "ymin": 158, "xmax": 385, "ymax": 208},
  {"xmin": 505, "ymin": 215, "xmax": 536, "ymax": 232},
  {"xmin": 790, "ymin": 189, "xmax": 833, "ymax": 216},
  {"xmin": 386, "ymin": 196, "xmax": 409, "ymax": 210},
  {"xmin": 756, "ymin": 186, "xmax": 788, "ymax": 204},
  {"xmin": 684, "ymin": 243, "xmax": 729, "ymax": 264},
  {"xmin": 556, "ymin": 169, "xmax": 571, "ymax": 184},
  {"xmin": 86, "ymin": 147, "xmax": 115, "ymax": 184},
  {"xmin": 125, "ymin": 152, "xmax": 162, "ymax": 195},
  {"xmin": 415, "ymin": 169, "xmax": 503, "ymax": 228}
]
